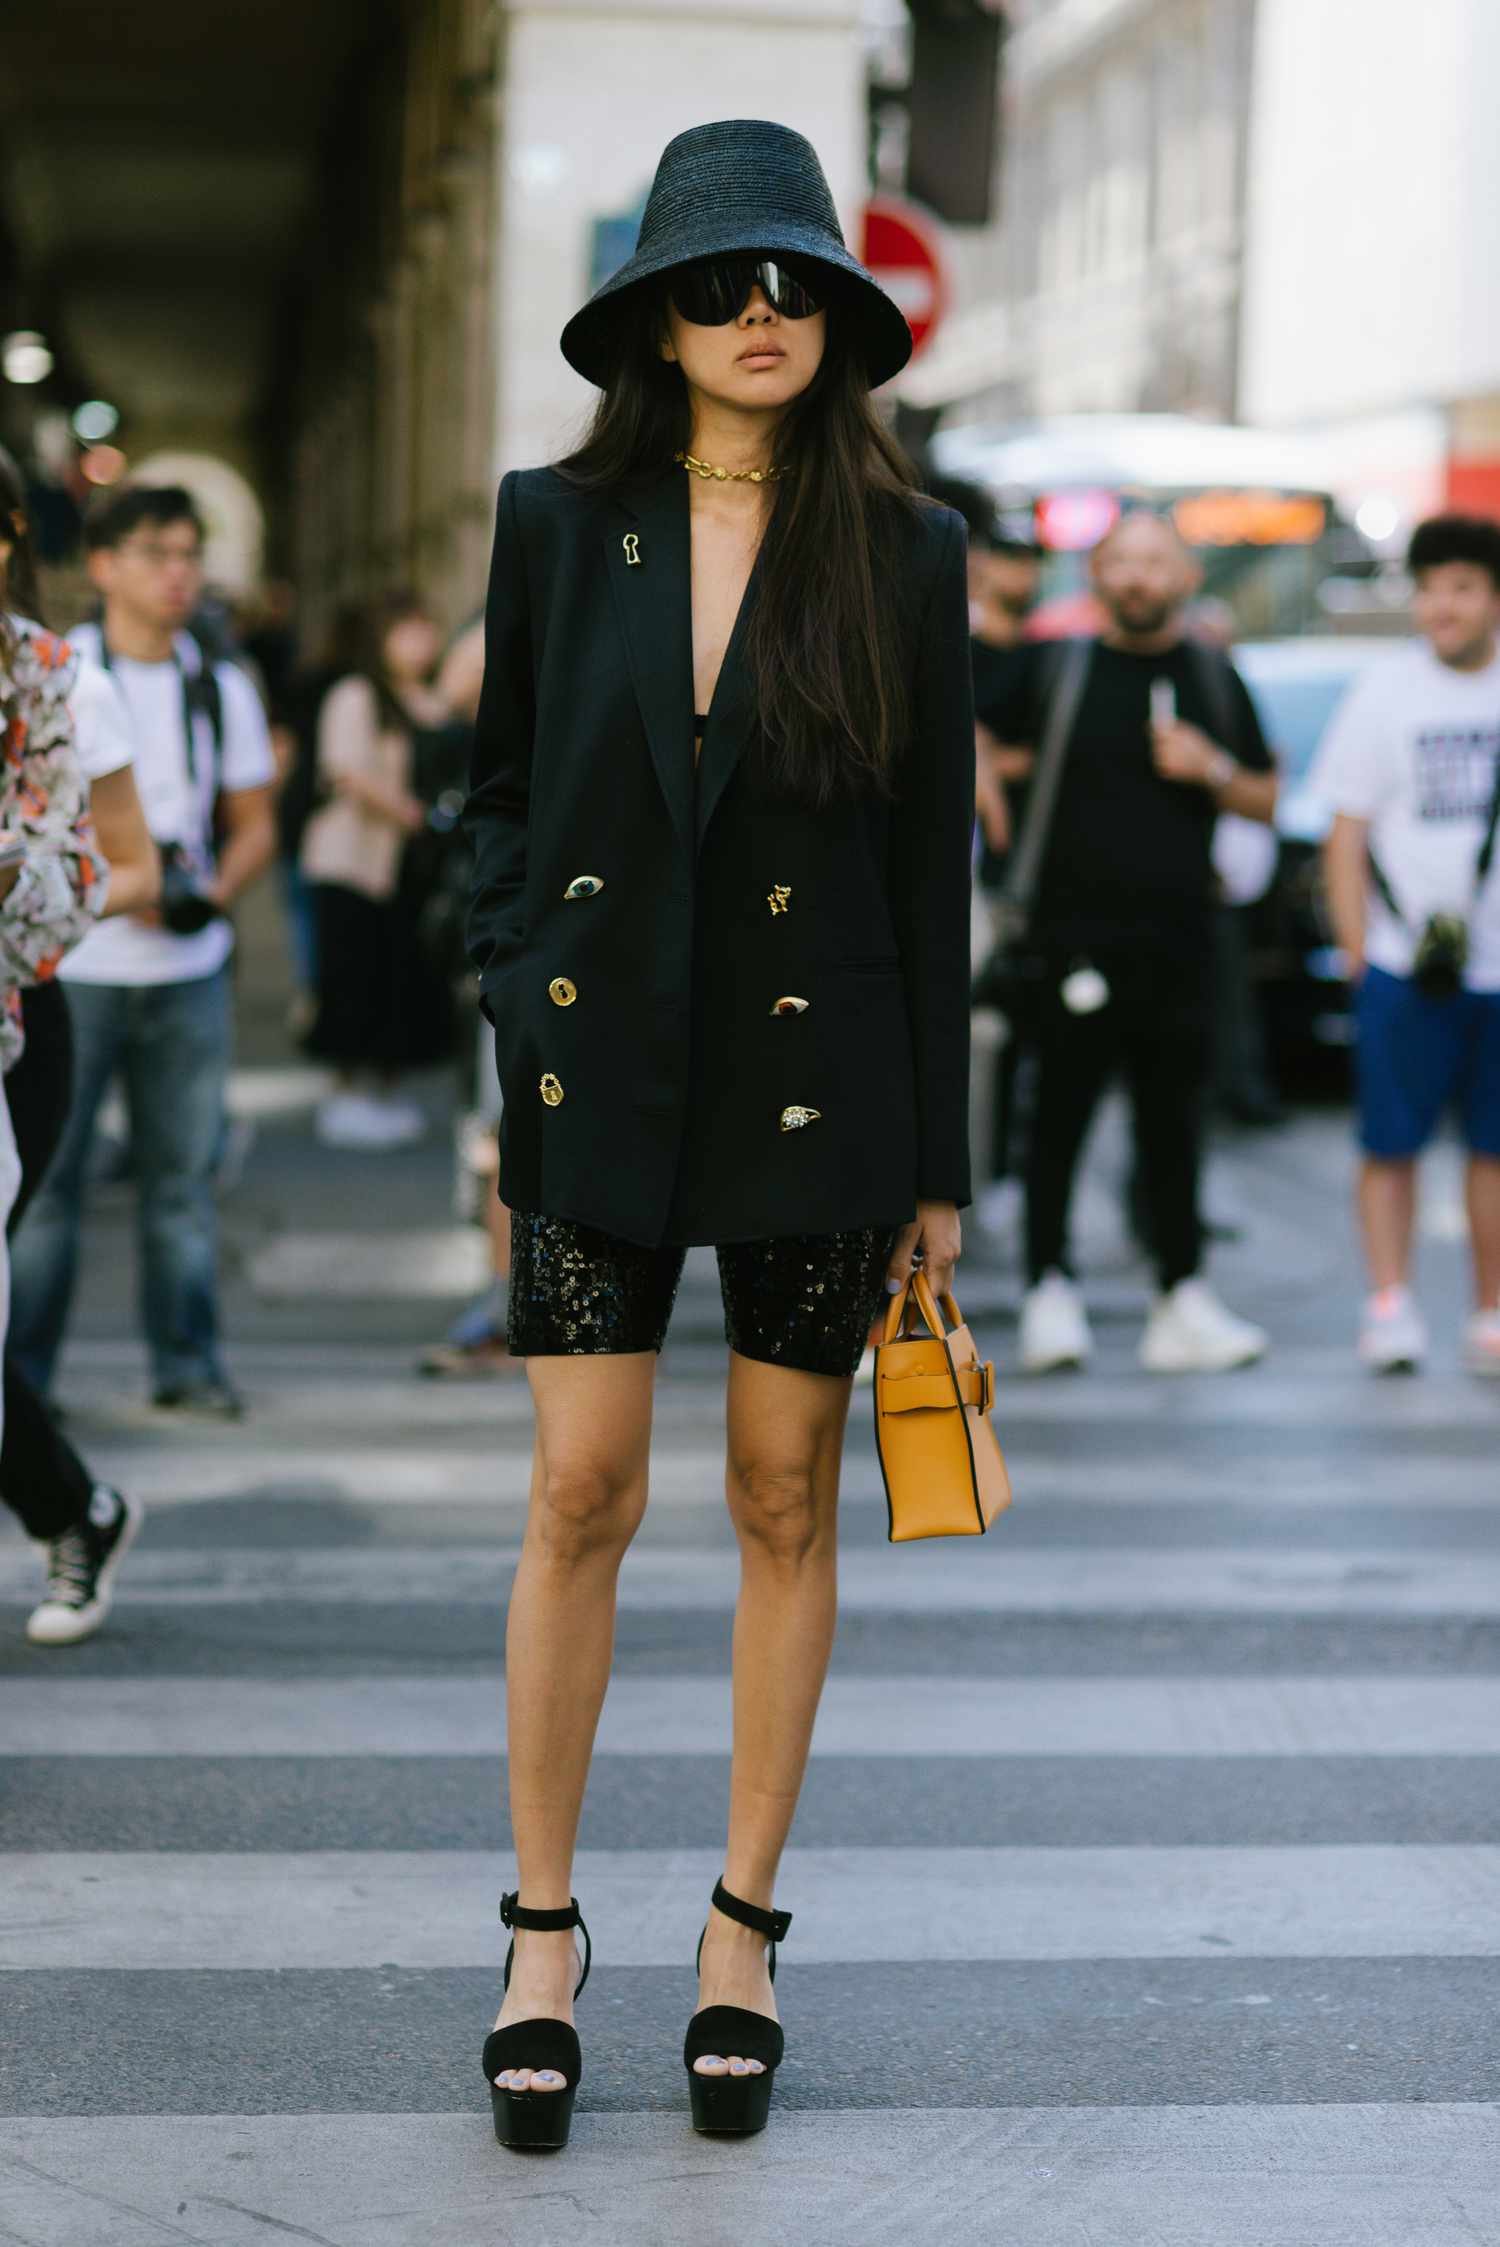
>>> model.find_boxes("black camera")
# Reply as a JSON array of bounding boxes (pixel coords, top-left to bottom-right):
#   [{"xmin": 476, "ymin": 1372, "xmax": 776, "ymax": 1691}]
[
  {"xmin": 157, "ymin": 842, "xmax": 224, "ymax": 937},
  {"xmin": 1411, "ymin": 914, "xmax": 1468, "ymax": 1003}
]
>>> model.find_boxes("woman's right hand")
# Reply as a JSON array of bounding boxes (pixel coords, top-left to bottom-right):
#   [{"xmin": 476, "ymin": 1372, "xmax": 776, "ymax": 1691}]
[{"xmin": 886, "ymin": 1200, "xmax": 962, "ymax": 1304}]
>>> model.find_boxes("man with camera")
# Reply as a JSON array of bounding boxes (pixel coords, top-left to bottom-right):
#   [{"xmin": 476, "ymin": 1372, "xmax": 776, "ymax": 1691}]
[
  {"xmin": 1319, "ymin": 513, "xmax": 1500, "ymax": 1377},
  {"xmin": 10, "ymin": 484, "xmax": 275, "ymax": 1417}
]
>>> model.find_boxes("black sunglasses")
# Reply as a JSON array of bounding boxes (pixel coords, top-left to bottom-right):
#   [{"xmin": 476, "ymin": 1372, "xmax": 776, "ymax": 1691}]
[{"xmin": 667, "ymin": 255, "xmax": 826, "ymax": 327}]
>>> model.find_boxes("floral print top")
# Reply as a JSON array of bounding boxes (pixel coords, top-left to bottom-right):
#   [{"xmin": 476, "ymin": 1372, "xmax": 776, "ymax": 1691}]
[{"xmin": 0, "ymin": 616, "xmax": 108, "ymax": 1072}]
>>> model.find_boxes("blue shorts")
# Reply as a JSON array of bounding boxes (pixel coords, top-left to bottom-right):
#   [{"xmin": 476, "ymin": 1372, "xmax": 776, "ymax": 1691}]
[{"xmin": 1355, "ymin": 965, "xmax": 1500, "ymax": 1159}]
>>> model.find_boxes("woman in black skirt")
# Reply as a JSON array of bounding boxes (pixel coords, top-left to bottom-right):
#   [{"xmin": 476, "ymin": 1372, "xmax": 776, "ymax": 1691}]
[
  {"xmin": 300, "ymin": 593, "xmax": 456, "ymax": 1149},
  {"xmin": 467, "ymin": 119, "xmax": 975, "ymax": 2149}
]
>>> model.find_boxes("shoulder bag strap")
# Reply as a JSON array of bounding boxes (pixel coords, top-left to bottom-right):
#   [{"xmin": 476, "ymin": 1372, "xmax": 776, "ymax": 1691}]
[
  {"xmin": 1476, "ymin": 736, "xmax": 1500, "ymax": 890},
  {"xmin": 100, "ymin": 626, "xmax": 222, "ymax": 801},
  {"xmin": 1371, "ymin": 730, "xmax": 1500, "ymax": 929},
  {"xmin": 995, "ymin": 636, "xmax": 1093, "ymax": 939}
]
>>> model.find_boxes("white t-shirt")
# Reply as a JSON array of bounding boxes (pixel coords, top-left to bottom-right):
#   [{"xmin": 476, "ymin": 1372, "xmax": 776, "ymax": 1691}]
[
  {"xmin": 1312, "ymin": 640, "xmax": 1500, "ymax": 991},
  {"xmin": 61, "ymin": 624, "xmax": 274, "ymax": 987},
  {"xmin": 68, "ymin": 661, "xmax": 136, "ymax": 784},
  {"xmin": 12, "ymin": 616, "xmax": 135, "ymax": 787}
]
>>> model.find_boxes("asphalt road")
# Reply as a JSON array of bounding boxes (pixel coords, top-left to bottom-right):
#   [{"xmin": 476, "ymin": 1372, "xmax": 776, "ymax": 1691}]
[{"xmin": 2, "ymin": 1029, "xmax": 1498, "ymax": 2246}]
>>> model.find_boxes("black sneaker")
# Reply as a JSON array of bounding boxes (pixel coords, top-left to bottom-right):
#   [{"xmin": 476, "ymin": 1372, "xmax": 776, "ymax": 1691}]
[
  {"xmin": 26, "ymin": 1488, "xmax": 143, "ymax": 1647},
  {"xmin": 151, "ymin": 1378, "xmax": 245, "ymax": 1421}
]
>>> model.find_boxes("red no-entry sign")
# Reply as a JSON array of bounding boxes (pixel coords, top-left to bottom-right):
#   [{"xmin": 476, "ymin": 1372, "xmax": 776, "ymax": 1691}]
[{"xmin": 859, "ymin": 194, "xmax": 951, "ymax": 363}]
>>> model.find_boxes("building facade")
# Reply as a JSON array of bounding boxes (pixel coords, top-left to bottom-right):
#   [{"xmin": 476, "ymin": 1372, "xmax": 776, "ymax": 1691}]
[
  {"xmin": 287, "ymin": 0, "xmax": 868, "ymax": 645},
  {"xmin": 4, "ymin": 0, "xmax": 870, "ymax": 645},
  {"xmin": 287, "ymin": 0, "xmax": 502, "ymax": 644},
  {"xmin": 1240, "ymin": 0, "xmax": 1500, "ymax": 529},
  {"xmin": 898, "ymin": 0, "xmax": 1258, "ymax": 423}
]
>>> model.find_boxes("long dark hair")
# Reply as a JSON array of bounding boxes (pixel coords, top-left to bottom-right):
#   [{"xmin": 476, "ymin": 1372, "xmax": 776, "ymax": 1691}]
[
  {"xmin": 0, "ymin": 444, "xmax": 49, "ymax": 719},
  {"xmin": 0, "ymin": 444, "xmax": 46, "ymax": 627},
  {"xmin": 332, "ymin": 588, "xmax": 434, "ymax": 733},
  {"xmin": 557, "ymin": 287, "xmax": 922, "ymax": 803}
]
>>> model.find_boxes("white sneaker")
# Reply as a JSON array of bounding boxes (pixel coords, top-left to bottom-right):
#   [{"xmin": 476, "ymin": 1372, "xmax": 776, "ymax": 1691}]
[
  {"xmin": 1140, "ymin": 1278, "xmax": 1267, "ymax": 1373},
  {"xmin": 316, "ymin": 1093, "xmax": 415, "ymax": 1150},
  {"xmin": 371, "ymin": 1094, "xmax": 426, "ymax": 1145},
  {"xmin": 1020, "ymin": 1270, "xmax": 1093, "ymax": 1373},
  {"xmin": 976, "ymin": 1179, "xmax": 1023, "ymax": 1238},
  {"xmin": 26, "ymin": 1488, "xmax": 142, "ymax": 1647},
  {"xmin": 1464, "ymin": 1307, "xmax": 1500, "ymax": 1378},
  {"xmin": 1359, "ymin": 1289, "xmax": 1428, "ymax": 1375}
]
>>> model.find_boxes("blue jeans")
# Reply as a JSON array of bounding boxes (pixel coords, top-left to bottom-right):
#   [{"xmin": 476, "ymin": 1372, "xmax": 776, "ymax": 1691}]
[{"xmin": 9, "ymin": 969, "xmax": 232, "ymax": 1393}]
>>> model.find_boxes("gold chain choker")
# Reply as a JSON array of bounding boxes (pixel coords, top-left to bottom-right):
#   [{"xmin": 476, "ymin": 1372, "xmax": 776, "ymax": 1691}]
[{"xmin": 676, "ymin": 450, "xmax": 787, "ymax": 485}]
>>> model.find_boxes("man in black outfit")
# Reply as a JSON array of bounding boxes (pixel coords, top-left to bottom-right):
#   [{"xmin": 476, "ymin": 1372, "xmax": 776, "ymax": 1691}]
[{"xmin": 983, "ymin": 511, "xmax": 1278, "ymax": 1373}]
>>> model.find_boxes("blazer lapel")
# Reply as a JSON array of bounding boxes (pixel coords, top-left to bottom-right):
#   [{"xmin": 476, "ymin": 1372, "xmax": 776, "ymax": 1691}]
[
  {"xmin": 604, "ymin": 471, "xmax": 694, "ymax": 851},
  {"xmin": 694, "ymin": 534, "xmax": 764, "ymax": 848}
]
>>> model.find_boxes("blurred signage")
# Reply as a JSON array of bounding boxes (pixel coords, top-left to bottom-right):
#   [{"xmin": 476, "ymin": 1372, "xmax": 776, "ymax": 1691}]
[
  {"xmin": 1035, "ymin": 489, "xmax": 1120, "ymax": 552},
  {"xmin": 589, "ymin": 190, "xmax": 649, "ymax": 296},
  {"xmin": 1172, "ymin": 491, "xmax": 1328, "ymax": 548},
  {"xmin": 859, "ymin": 194, "xmax": 950, "ymax": 362},
  {"xmin": 906, "ymin": 3, "xmax": 1005, "ymax": 226}
]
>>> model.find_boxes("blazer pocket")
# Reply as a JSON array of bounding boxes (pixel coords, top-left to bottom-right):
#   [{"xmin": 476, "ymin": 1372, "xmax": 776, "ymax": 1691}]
[{"xmin": 483, "ymin": 956, "xmax": 539, "ymax": 1077}]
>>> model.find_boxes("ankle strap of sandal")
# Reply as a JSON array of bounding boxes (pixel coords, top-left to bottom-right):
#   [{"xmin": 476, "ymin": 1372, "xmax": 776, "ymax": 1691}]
[
  {"xmin": 499, "ymin": 1891, "xmax": 591, "ymax": 1998},
  {"xmin": 712, "ymin": 1877, "xmax": 792, "ymax": 1944},
  {"xmin": 501, "ymin": 1893, "xmax": 580, "ymax": 1934}
]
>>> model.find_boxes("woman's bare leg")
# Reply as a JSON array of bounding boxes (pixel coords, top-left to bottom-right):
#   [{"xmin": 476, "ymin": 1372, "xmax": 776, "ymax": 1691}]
[
  {"xmin": 691, "ymin": 1350, "xmax": 853, "ymax": 2079},
  {"xmin": 492, "ymin": 1350, "xmax": 656, "ymax": 2091}
]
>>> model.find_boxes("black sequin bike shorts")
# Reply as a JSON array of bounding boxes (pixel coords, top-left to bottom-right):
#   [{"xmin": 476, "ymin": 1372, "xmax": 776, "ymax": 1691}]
[{"xmin": 508, "ymin": 1211, "xmax": 898, "ymax": 1378}]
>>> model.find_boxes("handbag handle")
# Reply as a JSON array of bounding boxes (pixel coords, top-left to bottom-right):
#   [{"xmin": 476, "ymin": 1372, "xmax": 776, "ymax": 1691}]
[{"xmin": 883, "ymin": 1264, "xmax": 963, "ymax": 1346}]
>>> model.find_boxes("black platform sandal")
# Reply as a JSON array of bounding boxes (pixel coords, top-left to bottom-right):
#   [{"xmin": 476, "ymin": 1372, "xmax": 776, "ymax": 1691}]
[
  {"xmin": 683, "ymin": 1878, "xmax": 793, "ymax": 2136},
  {"xmin": 481, "ymin": 1891, "xmax": 591, "ymax": 2151}
]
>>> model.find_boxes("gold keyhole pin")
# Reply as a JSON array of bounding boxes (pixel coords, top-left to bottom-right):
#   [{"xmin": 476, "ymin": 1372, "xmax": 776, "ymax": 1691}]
[{"xmin": 622, "ymin": 533, "xmax": 641, "ymax": 566}]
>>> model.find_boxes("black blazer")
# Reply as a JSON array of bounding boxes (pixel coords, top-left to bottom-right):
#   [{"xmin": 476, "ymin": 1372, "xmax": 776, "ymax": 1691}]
[{"xmin": 464, "ymin": 464, "xmax": 975, "ymax": 1249}]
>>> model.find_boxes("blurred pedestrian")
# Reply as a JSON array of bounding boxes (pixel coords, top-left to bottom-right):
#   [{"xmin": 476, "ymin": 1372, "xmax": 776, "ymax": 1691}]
[
  {"xmin": 0, "ymin": 456, "xmax": 148, "ymax": 1639},
  {"xmin": 419, "ymin": 614, "xmax": 515, "ymax": 1378},
  {"xmin": 0, "ymin": 450, "xmax": 162, "ymax": 1641},
  {"xmin": 1191, "ymin": 604, "xmax": 1284, "ymax": 1130},
  {"xmin": 9, "ymin": 483, "xmax": 276, "ymax": 1420},
  {"xmin": 1318, "ymin": 512, "xmax": 1500, "ymax": 1375},
  {"xmin": 299, "ymin": 590, "xmax": 457, "ymax": 1148},
  {"xmin": 929, "ymin": 475, "xmax": 1043, "ymax": 1236},
  {"xmin": 467, "ymin": 120, "xmax": 971, "ymax": 2150},
  {"xmin": 984, "ymin": 511, "xmax": 1278, "ymax": 1372}
]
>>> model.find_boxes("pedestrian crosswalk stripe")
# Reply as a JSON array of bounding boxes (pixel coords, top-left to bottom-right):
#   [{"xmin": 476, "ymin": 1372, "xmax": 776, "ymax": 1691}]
[
  {"xmin": 10, "ymin": 1674, "xmax": 1500, "ymax": 1758},
  {"xmin": 7, "ymin": 1843, "xmax": 1500, "ymax": 1971},
  {"xmin": 8, "ymin": 1540, "xmax": 1495, "ymax": 1615},
  {"xmin": 2, "ymin": 2105, "xmax": 1496, "ymax": 2247}
]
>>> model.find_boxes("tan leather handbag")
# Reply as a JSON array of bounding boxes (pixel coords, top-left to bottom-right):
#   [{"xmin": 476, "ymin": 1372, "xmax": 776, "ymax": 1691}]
[{"xmin": 873, "ymin": 1268, "xmax": 1012, "ymax": 1541}]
